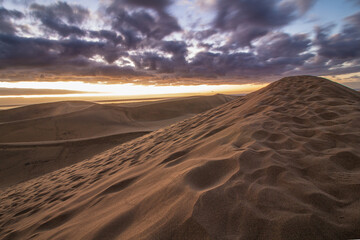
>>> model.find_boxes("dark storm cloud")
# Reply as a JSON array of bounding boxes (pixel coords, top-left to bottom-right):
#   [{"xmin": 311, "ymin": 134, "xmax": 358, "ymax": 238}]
[
  {"xmin": 180, "ymin": 32, "xmax": 314, "ymax": 79},
  {"xmin": 0, "ymin": 33, "xmax": 145, "ymax": 78},
  {"xmin": 125, "ymin": 40, "xmax": 189, "ymax": 75},
  {"xmin": 229, "ymin": 27, "xmax": 268, "ymax": 48},
  {"xmin": 0, "ymin": 33, "xmax": 110, "ymax": 68},
  {"xmin": 0, "ymin": 33, "xmax": 58, "ymax": 67},
  {"xmin": 212, "ymin": 0, "xmax": 316, "ymax": 47},
  {"xmin": 187, "ymin": 52, "xmax": 224, "ymax": 77},
  {"xmin": 89, "ymin": 30, "xmax": 123, "ymax": 46},
  {"xmin": 130, "ymin": 52, "xmax": 168, "ymax": 72},
  {"xmin": 120, "ymin": 0, "xmax": 172, "ymax": 9},
  {"xmin": 187, "ymin": 52, "xmax": 274, "ymax": 78},
  {"xmin": 160, "ymin": 41, "xmax": 187, "ymax": 64},
  {"xmin": 32, "ymin": 1, "xmax": 89, "ymax": 24},
  {"xmin": 121, "ymin": 32, "xmax": 314, "ymax": 80},
  {"xmin": 315, "ymin": 12, "xmax": 360, "ymax": 60},
  {"xmin": 0, "ymin": 7, "xmax": 24, "ymax": 34},
  {"xmin": 107, "ymin": 0, "xmax": 181, "ymax": 41},
  {"xmin": 280, "ymin": 13, "xmax": 360, "ymax": 77},
  {"xmin": 130, "ymin": 51, "xmax": 182, "ymax": 74},
  {"xmin": 214, "ymin": 0, "xmax": 294, "ymax": 30},
  {"xmin": 106, "ymin": 8, "xmax": 153, "ymax": 47},
  {"xmin": 1, "ymin": 0, "xmax": 360, "ymax": 84},
  {"xmin": 30, "ymin": 1, "xmax": 89, "ymax": 37},
  {"xmin": 257, "ymin": 33, "xmax": 312, "ymax": 59},
  {"xmin": 78, "ymin": 64, "xmax": 144, "ymax": 77}
]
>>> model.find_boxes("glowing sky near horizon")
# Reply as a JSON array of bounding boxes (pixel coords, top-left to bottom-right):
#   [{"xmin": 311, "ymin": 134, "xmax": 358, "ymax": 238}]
[{"xmin": 0, "ymin": 81, "xmax": 268, "ymax": 98}]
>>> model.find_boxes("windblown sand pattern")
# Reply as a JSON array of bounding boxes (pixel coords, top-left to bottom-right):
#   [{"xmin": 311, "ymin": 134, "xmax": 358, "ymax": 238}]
[
  {"xmin": 0, "ymin": 94, "xmax": 232, "ymax": 187},
  {"xmin": 0, "ymin": 76, "xmax": 359, "ymax": 239}
]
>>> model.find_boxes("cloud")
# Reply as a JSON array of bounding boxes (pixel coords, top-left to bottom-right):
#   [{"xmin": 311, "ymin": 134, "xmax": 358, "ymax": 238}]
[
  {"xmin": 212, "ymin": 0, "xmax": 316, "ymax": 46},
  {"xmin": 229, "ymin": 27, "xmax": 269, "ymax": 48},
  {"xmin": 30, "ymin": 1, "xmax": 89, "ymax": 37},
  {"xmin": 295, "ymin": 0, "xmax": 317, "ymax": 14},
  {"xmin": 107, "ymin": 0, "xmax": 181, "ymax": 41},
  {"xmin": 0, "ymin": 34, "xmax": 100, "ymax": 68},
  {"xmin": 0, "ymin": 33, "xmax": 146, "ymax": 79},
  {"xmin": 180, "ymin": 32, "xmax": 314, "ymax": 79},
  {"xmin": 89, "ymin": 30, "xmax": 123, "ymax": 46},
  {"xmin": 0, "ymin": 7, "xmax": 24, "ymax": 34},
  {"xmin": 160, "ymin": 41, "xmax": 188, "ymax": 63},
  {"xmin": 0, "ymin": 0, "xmax": 360, "ymax": 85},
  {"xmin": 283, "ymin": 14, "xmax": 360, "ymax": 77},
  {"xmin": 78, "ymin": 64, "xmax": 145, "ymax": 77},
  {"xmin": 118, "ymin": 0, "xmax": 173, "ymax": 10},
  {"xmin": 130, "ymin": 49, "xmax": 184, "ymax": 74},
  {"xmin": 257, "ymin": 32, "xmax": 312, "ymax": 59},
  {"xmin": 315, "ymin": 12, "xmax": 360, "ymax": 59}
]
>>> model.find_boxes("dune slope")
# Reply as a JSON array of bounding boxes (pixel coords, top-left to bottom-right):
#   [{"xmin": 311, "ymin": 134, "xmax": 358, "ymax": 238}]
[
  {"xmin": 0, "ymin": 131, "xmax": 150, "ymax": 188},
  {"xmin": 0, "ymin": 94, "xmax": 233, "ymax": 188},
  {"xmin": 0, "ymin": 94, "xmax": 233, "ymax": 143},
  {"xmin": 1, "ymin": 76, "xmax": 360, "ymax": 239}
]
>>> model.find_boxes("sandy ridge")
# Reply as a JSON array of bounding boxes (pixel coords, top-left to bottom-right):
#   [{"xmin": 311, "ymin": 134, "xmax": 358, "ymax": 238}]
[
  {"xmin": 0, "ymin": 76, "xmax": 359, "ymax": 239},
  {"xmin": 0, "ymin": 94, "xmax": 232, "ymax": 188}
]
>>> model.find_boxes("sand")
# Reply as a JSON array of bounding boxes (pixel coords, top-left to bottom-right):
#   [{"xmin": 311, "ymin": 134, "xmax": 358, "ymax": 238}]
[
  {"xmin": 0, "ymin": 94, "xmax": 233, "ymax": 187},
  {"xmin": 0, "ymin": 76, "xmax": 360, "ymax": 239},
  {"xmin": 0, "ymin": 94, "xmax": 234, "ymax": 142}
]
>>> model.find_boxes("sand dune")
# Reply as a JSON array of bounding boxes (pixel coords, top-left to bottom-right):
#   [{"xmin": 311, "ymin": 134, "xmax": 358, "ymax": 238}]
[
  {"xmin": 0, "ymin": 132, "xmax": 149, "ymax": 188},
  {"xmin": 0, "ymin": 94, "xmax": 233, "ymax": 187},
  {"xmin": 0, "ymin": 94, "xmax": 233, "ymax": 142},
  {"xmin": 1, "ymin": 76, "xmax": 360, "ymax": 239}
]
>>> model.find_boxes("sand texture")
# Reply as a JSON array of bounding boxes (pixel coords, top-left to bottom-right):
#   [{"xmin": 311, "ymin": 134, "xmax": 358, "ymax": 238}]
[
  {"xmin": 0, "ymin": 76, "xmax": 360, "ymax": 239},
  {"xmin": 0, "ymin": 94, "xmax": 233, "ymax": 187},
  {"xmin": 0, "ymin": 94, "xmax": 234, "ymax": 142}
]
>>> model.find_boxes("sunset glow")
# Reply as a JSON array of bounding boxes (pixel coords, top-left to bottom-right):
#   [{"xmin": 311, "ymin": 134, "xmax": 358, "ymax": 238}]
[{"xmin": 0, "ymin": 81, "xmax": 268, "ymax": 98}]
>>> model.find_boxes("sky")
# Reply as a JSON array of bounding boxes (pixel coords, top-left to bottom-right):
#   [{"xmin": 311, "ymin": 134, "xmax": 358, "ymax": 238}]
[{"xmin": 0, "ymin": 0, "xmax": 360, "ymax": 101}]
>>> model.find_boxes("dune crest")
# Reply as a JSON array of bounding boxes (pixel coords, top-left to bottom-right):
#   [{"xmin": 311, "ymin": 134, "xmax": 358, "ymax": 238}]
[{"xmin": 1, "ymin": 76, "xmax": 360, "ymax": 239}]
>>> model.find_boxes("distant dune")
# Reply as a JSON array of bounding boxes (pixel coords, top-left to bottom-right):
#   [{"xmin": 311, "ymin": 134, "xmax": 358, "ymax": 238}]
[
  {"xmin": 1, "ymin": 76, "xmax": 360, "ymax": 239},
  {"xmin": 0, "ymin": 94, "xmax": 234, "ymax": 142},
  {"xmin": 0, "ymin": 94, "xmax": 234, "ymax": 187}
]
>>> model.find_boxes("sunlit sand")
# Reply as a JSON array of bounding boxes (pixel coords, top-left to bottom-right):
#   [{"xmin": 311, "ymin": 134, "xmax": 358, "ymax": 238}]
[{"xmin": 1, "ymin": 76, "xmax": 359, "ymax": 239}]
